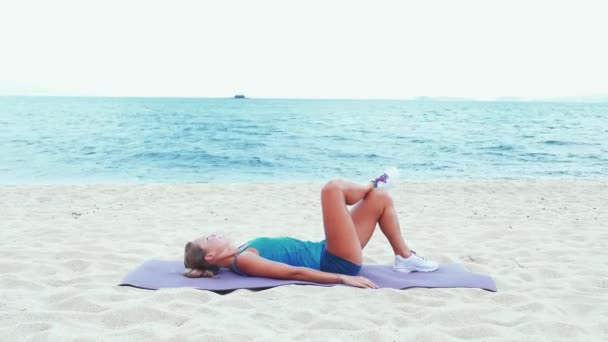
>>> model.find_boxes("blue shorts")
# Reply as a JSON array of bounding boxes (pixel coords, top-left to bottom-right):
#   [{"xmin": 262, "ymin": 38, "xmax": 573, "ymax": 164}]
[{"xmin": 319, "ymin": 244, "xmax": 362, "ymax": 276}]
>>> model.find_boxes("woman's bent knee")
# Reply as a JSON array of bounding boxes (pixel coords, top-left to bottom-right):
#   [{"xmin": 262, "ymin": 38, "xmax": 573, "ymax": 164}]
[
  {"xmin": 321, "ymin": 179, "xmax": 344, "ymax": 194},
  {"xmin": 367, "ymin": 188, "xmax": 393, "ymax": 206}
]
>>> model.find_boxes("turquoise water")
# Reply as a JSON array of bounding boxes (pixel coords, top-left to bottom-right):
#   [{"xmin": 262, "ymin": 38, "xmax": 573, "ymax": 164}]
[{"xmin": 1, "ymin": 96, "xmax": 607, "ymax": 184}]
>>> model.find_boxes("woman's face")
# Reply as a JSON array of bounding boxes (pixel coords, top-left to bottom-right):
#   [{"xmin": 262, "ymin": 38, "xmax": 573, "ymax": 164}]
[{"xmin": 194, "ymin": 233, "xmax": 231, "ymax": 254}]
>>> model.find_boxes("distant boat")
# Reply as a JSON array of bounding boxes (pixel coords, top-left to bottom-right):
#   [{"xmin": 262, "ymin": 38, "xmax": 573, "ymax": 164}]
[{"xmin": 234, "ymin": 94, "xmax": 246, "ymax": 99}]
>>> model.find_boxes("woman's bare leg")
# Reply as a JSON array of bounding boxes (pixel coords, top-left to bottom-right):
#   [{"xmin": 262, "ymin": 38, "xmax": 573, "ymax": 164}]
[
  {"xmin": 321, "ymin": 179, "xmax": 374, "ymax": 264},
  {"xmin": 354, "ymin": 189, "xmax": 439, "ymax": 272},
  {"xmin": 349, "ymin": 188, "xmax": 413, "ymax": 258}
]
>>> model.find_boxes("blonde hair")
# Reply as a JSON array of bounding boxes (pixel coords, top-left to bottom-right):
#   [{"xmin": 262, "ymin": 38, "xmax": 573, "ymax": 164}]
[{"xmin": 183, "ymin": 241, "xmax": 220, "ymax": 278}]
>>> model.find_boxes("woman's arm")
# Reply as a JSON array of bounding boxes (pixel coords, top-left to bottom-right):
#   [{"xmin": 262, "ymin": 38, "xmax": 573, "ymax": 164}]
[{"xmin": 235, "ymin": 252, "xmax": 378, "ymax": 288}]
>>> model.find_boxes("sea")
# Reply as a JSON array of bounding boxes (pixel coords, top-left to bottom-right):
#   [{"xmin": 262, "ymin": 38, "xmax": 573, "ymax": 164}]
[{"xmin": 1, "ymin": 96, "xmax": 607, "ymax": 184}]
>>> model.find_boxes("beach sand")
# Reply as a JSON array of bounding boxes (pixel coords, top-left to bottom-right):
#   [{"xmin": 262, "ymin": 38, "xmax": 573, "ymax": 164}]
[{"xmin": 1, "ymin": 180, "xmax": 606, "ymax": 341}]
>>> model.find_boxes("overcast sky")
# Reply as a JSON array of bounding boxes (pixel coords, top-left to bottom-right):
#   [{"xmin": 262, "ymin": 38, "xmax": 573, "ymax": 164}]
[{"xmin": 1, "ymin": 0, "xmax": 607, "ymax": 99}]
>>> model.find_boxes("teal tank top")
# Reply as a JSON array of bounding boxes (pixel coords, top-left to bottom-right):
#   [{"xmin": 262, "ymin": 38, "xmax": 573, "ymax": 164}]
[{"xmin": 232, "ymin": 237, "xmax": 325, "ymax": 275}]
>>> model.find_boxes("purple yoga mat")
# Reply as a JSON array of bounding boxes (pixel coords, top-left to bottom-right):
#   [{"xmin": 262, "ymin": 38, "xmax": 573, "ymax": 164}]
[{"xmin": 119, "ymin": 260, "xmax": 497, "ymax": 292}]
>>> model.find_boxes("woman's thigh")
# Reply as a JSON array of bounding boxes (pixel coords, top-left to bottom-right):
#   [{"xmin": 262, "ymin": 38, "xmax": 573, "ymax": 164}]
[
  {"xmin": 321, "ymin": 182, "xmax": 362, "ymax": 264},
  {"xmin": 349, "ymin": 192, "xmax": 384, "ymax": 249}
]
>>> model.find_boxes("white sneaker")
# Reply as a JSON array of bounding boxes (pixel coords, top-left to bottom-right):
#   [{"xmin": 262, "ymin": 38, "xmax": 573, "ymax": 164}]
[
  {"xmin": 393, "ymin": 252, "xmax": 439, "ymax": 273},
  {"xmin": 371, "ymin": 167, "xmax": 399, "ymax": 191}
]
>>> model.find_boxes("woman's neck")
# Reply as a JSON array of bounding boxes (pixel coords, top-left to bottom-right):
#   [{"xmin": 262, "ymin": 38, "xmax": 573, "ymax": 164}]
[{"xmin": 214, "ymin": 246, "xmax": 240, "ymax": 268}]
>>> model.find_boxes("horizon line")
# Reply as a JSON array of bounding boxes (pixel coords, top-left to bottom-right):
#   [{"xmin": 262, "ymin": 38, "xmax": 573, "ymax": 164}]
[{"xmin": 1, "ymin": 94, "xmax": 608, "ymax": 102}]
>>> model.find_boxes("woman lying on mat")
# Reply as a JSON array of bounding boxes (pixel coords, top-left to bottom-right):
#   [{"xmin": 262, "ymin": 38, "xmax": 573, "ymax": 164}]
[{"xmin": 183, "ymin": 168, "xmax": 438, "ymax": 289}]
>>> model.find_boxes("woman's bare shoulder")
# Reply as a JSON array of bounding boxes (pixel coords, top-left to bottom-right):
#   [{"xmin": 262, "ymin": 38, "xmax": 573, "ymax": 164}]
[{"xmin": 241, "ymin": 247, "xmax": 259, "ymax": 256}]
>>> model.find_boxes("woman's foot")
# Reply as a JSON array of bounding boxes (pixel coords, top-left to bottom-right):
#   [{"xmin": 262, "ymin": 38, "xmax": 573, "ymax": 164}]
[
  {"xmin": 371, "ymin": 167, "xmax": 399, "ymax": 190},
  {"xmin": 393, "ymin": 252, "xmax": 439, "ymax": 273}
]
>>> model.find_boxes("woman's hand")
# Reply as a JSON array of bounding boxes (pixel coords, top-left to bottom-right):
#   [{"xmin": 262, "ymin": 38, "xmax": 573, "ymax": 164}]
[{"xmin": 337, "ymin": 274, "xmax": 378, "ymax": 289}]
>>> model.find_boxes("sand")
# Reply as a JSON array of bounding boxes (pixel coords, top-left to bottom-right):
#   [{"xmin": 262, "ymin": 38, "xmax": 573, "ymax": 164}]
[{"xmin": 1, "ymin": 180, "xmax": 607, "ymax": 341}]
